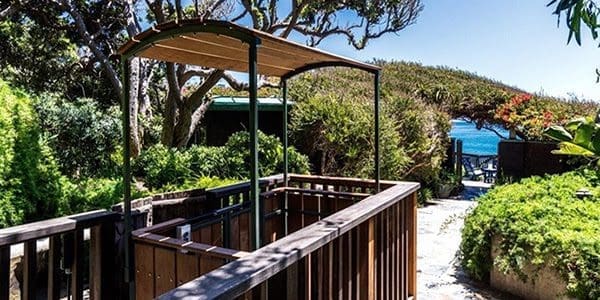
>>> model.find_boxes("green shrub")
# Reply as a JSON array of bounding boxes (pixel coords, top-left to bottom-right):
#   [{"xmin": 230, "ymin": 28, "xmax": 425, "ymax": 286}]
[
  {"xmin": 62, "ymin": 177, "xmax": 146, "ymax": 214},
  {"xmin": 290, "ymin": 93, "xmax": 410, "ymax": 180},
  {"xmin": 460, "ymin": 170, "xmax": 600, "ymax": 299},
  {"xmin": 134, "ymin": 131, "xmax": 310, "ymax": 190},
  {"xmin": 35, "ymin": 94, "xmax": 121, "ymax": 177},
  {"xmin": 133, "ymin": 144, "xmax": 192, "ymax": 189},
  {"xmin": 153, "ymin": 177, "xmax": 239, "ymax": 194},
  {"xmin": 0, "ymin": 80, "xmax": 67, "ymax": 226},
  {"xmin": 224, "ymin": 131, "xmax": 310, "ymax": 178}
]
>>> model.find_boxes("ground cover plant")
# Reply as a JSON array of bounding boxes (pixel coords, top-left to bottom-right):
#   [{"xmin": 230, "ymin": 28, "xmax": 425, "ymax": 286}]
[{"xmin": 460, "ymin": 170, "xmax": 600, "ymax": 299}]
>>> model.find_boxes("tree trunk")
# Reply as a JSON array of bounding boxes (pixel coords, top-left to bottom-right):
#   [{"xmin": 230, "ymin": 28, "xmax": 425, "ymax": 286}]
[{"xmin": 128, "ymin": 58, "xmax": 142, "ymax": 157}]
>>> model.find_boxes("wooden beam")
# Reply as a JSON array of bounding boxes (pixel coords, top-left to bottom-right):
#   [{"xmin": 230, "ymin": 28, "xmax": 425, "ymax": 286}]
[{"xmin": 0, "ymin": 210, "xmax": 118, "ymax": 247}]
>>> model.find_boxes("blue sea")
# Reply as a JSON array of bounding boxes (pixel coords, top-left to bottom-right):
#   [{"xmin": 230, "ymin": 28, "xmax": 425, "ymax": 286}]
[{"xmin": 449, "ymin": 120, "xmax": 509, "ymax": 155}]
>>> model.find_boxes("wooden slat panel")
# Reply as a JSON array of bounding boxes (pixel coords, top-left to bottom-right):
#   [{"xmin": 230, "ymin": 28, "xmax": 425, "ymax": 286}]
[
  {"xmin": 353, "ymin": 228, "xmax": 359, "ymax": 300},
  {"xmin": 287, "ymin": 193, "xmax": 303, "ymax": 233},
  {"xmin": 0, "ymin": 246, "xmax": 9, "ymax": 300},
  {"xmin": 174, "ymin": 35, "xmax": 318, "ymax": 69},
  {"xmin": 286, "ymin": 262, "xmax": 299, "ymax": 300},
  {"xmin": 90, "ymin": 226, "xmax": 102, "ymax": 300},
  {"xmin": 140, "ymin": 45, "xmax": 291, "ymax": 77},
  {"xmin": 211, "ymin": 222, "xmax": 223, "ymax": 247},
  {"xmin": 230, "ymin": 215, "xmax": 240, "ymax": 250},
  {"xmin": 239, "ymin": 212, "xmax": 250, "ymax": 252},
  {"xmin": 154, "ymin": 248, "xmax": 176, "ymax": 296},
  {"xmin": 343, "ymin": 232, "xmax": 352, "ymax": 300},
  {"xmin": 381, "ymin": 209, "xmax": 393, "ymax": 299},
  {"xmin": 100, "ymin": 222, "xmax": 116, "ymax": 299},
  {"xmin": 71, "ymin": 230, "xmax": 84, "ymax": 300},
  {"xmin": 390, "ymin": 205, "xmax": 397, "ymax": 300},
  {"xmin": 378, "ymin": 214, "xmax": 384, "ymax": 300},
  {"xmin": 263, "ymin": 196, "xmax": 273, "ymax": 244},
  {"xmin": 401, "ymin": 200, "xmax": 408, "ymax": 300},
  {"xmin": 135, "ymin": 243, "xmax": 155, "ymax": 300},
  {"xmin": 408, "ymin": 193, "xmax": 418, "ymax": 298},
  {"xmin": 23, "ymin": 240, "xmax": 37, "ymax": 300},
  {"xmin": 176, "ymin": 252, "xmax": 199, "ymax": 286},
  {"xmin": 303, "ymin": 194, "xmax": 320, "ymax": 226},
  {"xmin": 47, "ymin": 236, "xmax": 61, "ymax": 300},
  {"xmin": 136, "ymin": 233, "xmax": 248, "ymax": 260},
  {"xmin": 317, "ymin": 247, "xmax": 323, "ymax": 300}
]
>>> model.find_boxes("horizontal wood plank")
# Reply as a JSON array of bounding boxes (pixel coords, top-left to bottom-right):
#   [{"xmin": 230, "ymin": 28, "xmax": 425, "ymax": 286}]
[{"xmin": 0, "ymin": 210, "xmax": 119, "ymax": 246}]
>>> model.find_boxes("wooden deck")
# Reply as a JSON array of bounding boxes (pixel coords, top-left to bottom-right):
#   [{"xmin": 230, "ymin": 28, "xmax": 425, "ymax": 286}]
[
  {"xmin": 135, "ymin": 174, "xmax": 419, "ymax": 299},
  {"xmin": 0, "ymin": 174, "xmax": 418, "ymax": 300}
]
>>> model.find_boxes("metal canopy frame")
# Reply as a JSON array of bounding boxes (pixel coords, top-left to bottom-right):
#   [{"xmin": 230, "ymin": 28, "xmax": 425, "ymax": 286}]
[{"xmin": 118, "ymin": 19, "xmax": 380, "ymax": 298}]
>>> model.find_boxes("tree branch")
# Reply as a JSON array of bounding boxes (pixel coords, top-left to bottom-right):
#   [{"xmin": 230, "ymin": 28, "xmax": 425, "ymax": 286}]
[{"xmin": 58, "ymin": 0, "xmax": 122, "ymax": 96}]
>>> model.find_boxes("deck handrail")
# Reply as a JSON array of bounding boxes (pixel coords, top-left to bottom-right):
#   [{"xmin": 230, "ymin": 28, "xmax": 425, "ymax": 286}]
[
  {"xmin": 0, "ymin": 209, "xmax": 119, "ymax": 247},
  {"xmin": 0, "ymin": 209, "xmax": 120, "ymax": 299},
  {"xmin": 158, "ymin": 181, "xmax": 419, "ymax": 299}
]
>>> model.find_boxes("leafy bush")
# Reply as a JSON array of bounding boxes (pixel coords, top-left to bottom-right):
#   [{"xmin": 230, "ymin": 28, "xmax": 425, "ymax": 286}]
[
  {"xmin": 152, "ymin": 177, "xmax": 239, "ymax": 194},
  {"xmin": 35, "ymin": 94, "xmax": 121, "ymax": 177},
  {"xmin": 133, "ymin": 144, "xmax": 192, "ymax": 189},
  {"xmin": 0, "ymin": 80, "xmax": 67, "ymax": 226},
  {"xmin": 62, "ymin": 177, "xmax": 145, "ymax": 214},
  {"xmin": 460, "ymin": 170, "xmax": 600, "ymax": 299},
  {"xmin": 289, "ymin": 63, "xmax": 450, "ymax": 184},
  {"xmin": 134, "ymin": 131, "xmax": 310, "ymax": 189},
  {"xmin": 291, "ymin": 93, "xmax": 411, "ymax": 180},
  {"xmin": 223, "ymin": 131, "xmax": 311, "ymax": 179}
]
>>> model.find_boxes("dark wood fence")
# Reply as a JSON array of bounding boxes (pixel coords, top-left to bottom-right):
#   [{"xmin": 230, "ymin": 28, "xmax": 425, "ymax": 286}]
[{"xmin": 0, "ymin": 210, "xmax": 120, "ymax": 299}]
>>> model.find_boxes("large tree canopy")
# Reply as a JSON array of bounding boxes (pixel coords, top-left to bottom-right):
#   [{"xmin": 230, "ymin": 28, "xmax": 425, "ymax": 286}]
[{"xmin": 1, "ymin": 0, "xmax": 423, "ymax": 155}]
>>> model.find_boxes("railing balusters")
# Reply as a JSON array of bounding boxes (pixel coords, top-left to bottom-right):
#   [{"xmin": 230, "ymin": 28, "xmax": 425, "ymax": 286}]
[
  {"xmin": 23, "ymin": 240, "xmax": 37, "ymax": 300},
  {"xmin": 48, "ymin": 235, "xmax": 61, "ymax": 300},
  {"xmin": 70, "ymin": 229, "xmax": 84, "ymax": 300},
  {"xmin": 0, "ymin": 246, "xmax": 10, "ymax": 300}
]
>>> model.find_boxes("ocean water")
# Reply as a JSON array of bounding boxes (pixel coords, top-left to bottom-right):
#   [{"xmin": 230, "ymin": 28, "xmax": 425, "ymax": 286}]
[{"xmin": 449, "ymin": 120, "xmax": 509, "ymax": 155}]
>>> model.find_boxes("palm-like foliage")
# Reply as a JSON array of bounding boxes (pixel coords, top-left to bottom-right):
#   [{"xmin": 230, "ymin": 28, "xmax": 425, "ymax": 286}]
[{"xmin": 545, "ymin": 118, "xmax": 600, "ymax": 161}]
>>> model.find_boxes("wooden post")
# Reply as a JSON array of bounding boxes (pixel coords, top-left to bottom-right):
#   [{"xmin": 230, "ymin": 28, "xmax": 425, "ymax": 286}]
[
  {"xmin": 359, "ymin": 218, "xmax": 376, "ymax": 300},
  {"xmin": 408, "ymin": 192, "xmax": 418, "ymax": 298},
  {"xmin": 90, "ymin": 222, "xmax": 116, "ymax": 299},
  {"xmin": 71, "ymin": 230, "xmax": 84, "ymax": 300},
  {"xmin": 23, "ymin": 241, "xmax": 36, "ymax": 300},
  {"xmin": 456, "ymin": 139, "xmax": 463, "ymax": 180},
  {"xmin": 0, "ymin": 246, "xmax": 10, "ymax": 300},
  {"xmin": 47, "ymin": 236, "xmax": 61, "ymax": 300}
]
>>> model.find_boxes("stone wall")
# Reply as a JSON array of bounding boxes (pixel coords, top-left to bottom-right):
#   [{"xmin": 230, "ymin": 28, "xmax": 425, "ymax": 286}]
[{"xmin": 490, "ymin": 236, "xmax": 573, "ymax": 300}]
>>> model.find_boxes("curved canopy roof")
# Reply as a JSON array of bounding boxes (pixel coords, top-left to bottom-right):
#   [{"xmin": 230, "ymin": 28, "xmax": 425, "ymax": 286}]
[{"xmin": 118, "ymin": 20, "xmax": 380, "ymax": 79}]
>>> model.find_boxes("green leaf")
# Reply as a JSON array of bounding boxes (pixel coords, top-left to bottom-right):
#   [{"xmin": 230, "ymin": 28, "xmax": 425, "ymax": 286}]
[
  {"xmin": 544, "ymin": 125, "xmax": 573, "ymax": 142},
  {"xmin": 552, "ymin": 141, "xmax": 595, "ymax": 156}
]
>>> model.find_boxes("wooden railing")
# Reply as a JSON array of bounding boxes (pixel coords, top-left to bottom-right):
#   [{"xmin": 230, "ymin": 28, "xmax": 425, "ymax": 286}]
[
  {"xmin": 155, "ymin": 177, "xmax": 419, "ymax": 299},
  {"xmin": 132, "ymin": 219, "xmax": 251, "ymax": 299},
  {"xmin": 0, "ymin": 210, "xmax": 120, "ymax": 299}
]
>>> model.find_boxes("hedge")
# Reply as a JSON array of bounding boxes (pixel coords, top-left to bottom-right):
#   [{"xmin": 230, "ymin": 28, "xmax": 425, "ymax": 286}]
[{"xmin": 460, "ymin": 169, "xmax": 600, "ymax": 299}]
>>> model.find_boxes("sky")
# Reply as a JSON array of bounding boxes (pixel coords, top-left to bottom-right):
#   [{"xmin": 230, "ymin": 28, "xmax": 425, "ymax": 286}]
[{"xmin": 311, "ymin": 0, "xmax": 600, "ymax": 101}]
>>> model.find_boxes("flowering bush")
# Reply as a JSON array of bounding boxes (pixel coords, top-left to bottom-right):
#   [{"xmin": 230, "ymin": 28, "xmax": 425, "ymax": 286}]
[{"xmin": 494, "ymin": 93, "xmax": 594, "ymax": 140}]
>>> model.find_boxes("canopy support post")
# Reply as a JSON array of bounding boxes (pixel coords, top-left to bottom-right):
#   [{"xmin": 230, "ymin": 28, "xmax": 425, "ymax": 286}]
[
  {"xmin": 282, "ymin": 79, "xmax": 289, "ymax": 235},
  {"xmin": 120, "ymin": 57, "xmax": 135, "ymax": 299},
  {"xmin": 249, "ymin": 39, "xmax": 262, "ymax": 250},
  {"xmin": 374, "ymin": 70, "xmax": 381, "ymax": 192}
]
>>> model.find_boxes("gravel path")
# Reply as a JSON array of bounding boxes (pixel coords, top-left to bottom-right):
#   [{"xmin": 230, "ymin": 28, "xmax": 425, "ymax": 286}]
[{"xmin": 417, "ymin": 199, "xmax": 513, "ymax": 300}]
